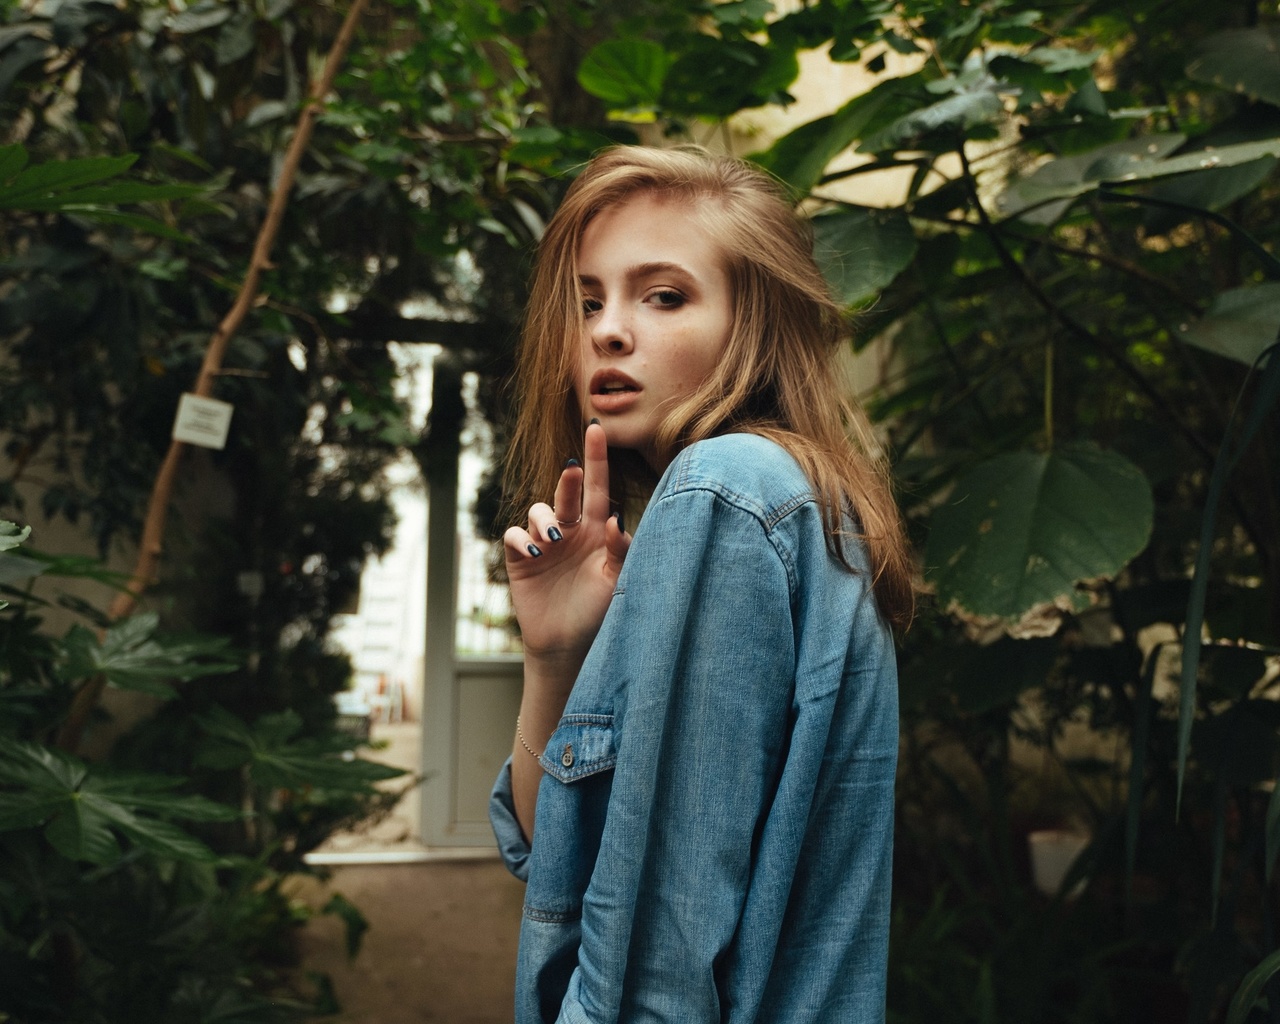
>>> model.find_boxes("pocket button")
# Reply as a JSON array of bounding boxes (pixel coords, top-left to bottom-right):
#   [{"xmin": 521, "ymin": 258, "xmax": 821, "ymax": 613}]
[{"xmin": 561, "ymin": 744, "xmax": 575, "ymax": 768}]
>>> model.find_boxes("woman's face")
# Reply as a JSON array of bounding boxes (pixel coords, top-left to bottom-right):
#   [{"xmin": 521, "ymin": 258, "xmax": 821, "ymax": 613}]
[{"xmin": 574, "ymin": 192, "xmax": 734, "ymax": 470}]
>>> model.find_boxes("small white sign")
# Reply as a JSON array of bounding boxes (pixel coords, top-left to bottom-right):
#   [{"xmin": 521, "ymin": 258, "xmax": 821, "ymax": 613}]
[{"xmin": 172, "ymin": 392, "xmax": 234, "ymax": 450}]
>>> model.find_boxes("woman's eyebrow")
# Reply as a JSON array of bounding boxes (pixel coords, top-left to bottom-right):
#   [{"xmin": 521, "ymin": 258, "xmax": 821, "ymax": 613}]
[{"xmin": 578, "ymin": 261, "xmax": 696, "ymax": 286}]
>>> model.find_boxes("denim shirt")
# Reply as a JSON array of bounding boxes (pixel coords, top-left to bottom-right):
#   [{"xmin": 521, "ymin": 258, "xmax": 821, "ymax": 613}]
[{"xmin": 490, "ymin": 434, "xmax": 899, "ymax": 1024}]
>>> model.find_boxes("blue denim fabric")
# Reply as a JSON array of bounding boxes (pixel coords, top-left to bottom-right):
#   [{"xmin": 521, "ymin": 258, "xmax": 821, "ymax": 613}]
[{"xmin": 491, "ymin": 434, "xmax": 899, "ymax": 1023}]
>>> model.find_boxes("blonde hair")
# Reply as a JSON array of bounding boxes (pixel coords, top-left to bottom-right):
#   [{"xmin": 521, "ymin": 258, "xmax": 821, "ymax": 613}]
[{"xmin": 504, "ymin": 146, "xmax": 916, "ymax": 631}]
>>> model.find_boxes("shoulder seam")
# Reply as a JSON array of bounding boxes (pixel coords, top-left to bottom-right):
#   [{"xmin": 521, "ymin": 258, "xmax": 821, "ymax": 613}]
[{"xmin": 650, "ymin": 483, "xmax": 805, "ymax": 595}]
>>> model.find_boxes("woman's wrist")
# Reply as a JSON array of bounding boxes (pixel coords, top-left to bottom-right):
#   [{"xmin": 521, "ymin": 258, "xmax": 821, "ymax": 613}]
[{"xmin": 521, "ymin": 648, "xmax": 588, "ymax": 691}]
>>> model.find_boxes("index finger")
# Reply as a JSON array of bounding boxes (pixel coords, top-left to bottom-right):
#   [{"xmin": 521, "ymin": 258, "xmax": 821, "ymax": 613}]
[{"xmin": 582, "ymin": 421, "xmax": 612, "ymax": 523}]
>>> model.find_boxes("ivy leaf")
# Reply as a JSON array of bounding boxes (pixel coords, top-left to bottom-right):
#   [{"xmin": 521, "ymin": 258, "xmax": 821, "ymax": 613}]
[
  {"xmin": 1187, "ymin": 26, "xmax": 1280, "ymax": 107},
  {"xmin": 811, "ymin": 204, "xmax": 917, "ymax": 306},
  {"xmin": 577, "ymin": 39, "xmax": 670, "ymax": 109},
  {"xmin": 926, "ymin": 443, "xmax": 1154, "ymax": 619},
  {"xmin": 1178, "ymin": 284, "xmax": 1280, "ymax": 366}
]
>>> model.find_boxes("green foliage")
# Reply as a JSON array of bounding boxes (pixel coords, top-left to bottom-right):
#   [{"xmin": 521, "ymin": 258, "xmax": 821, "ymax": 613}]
[
  {"xmin": 0, "ymin": 521, "xmax": 403, "ymax": 1020},
  {"xmin": 559, "ymin": 0, "xmax": 1280, "ymax": 1018},
  {"xmin": 925, "ymin": 444, "xmax": 1154, "ymax": 619}
]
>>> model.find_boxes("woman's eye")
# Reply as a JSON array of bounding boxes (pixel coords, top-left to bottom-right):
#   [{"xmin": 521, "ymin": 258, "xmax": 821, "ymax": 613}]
[
  {"xmin": 582, "ymin": 297, "xmax": 602, "ymax": 317},
  {"xmin": 648, "ymin": 289, "xmax": 685, "ymax": 309}
]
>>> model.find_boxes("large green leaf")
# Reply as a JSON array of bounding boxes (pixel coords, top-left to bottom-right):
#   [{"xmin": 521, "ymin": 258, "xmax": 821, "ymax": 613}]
[
  {"xmin": 195, "ymin": 705, "xmax": 406, "ymax": 793},
  {"xmin": 0, "ymin": 152, "xmax": 137, "ymax": 205},
  {"xmin": 15, "ymin": 180, "xmax": 203, "ymax": 210},
  {"xmin": 1178, "ymin": 284, "xmax": 1280, "ymax": 366},
  {"xmin": 811, "ymin": 204, "xmax": 917, "ymax": 306},
  {"xmin": 60, "ymin": 613, "xmax": 237, "ymax": 696},
  {"xmin": 1000, "ymin": 134, "xmax": 1280, "ymax": 223},
  {"xmin": 750, "ymin": 84, "xmax": 900, "ymax": 194},
  {"xmin": 0, "ymin": 742, "xmax": 230, "ymax": 864},
  {"xmin": 1145, "ymin": 157, "xmax": 1277, "ymax": 225},
  {"xmin": 1187, "ymin": 26, "xmax": 1280, "ymax": 108},
  {"xmin": 859, "ymin": 77, "xmax": 1005, "ymax": 153},
  {"xmin": 926, "ymin": 443, "xmax": 1154, "ymax": 619},
  {"xmin": 577, "ymin": 39, "xmax": 670, "ymax": 109},
  {"xmin": 996, "ymin": 134, "xmax": 1185, "ymax": 223}
]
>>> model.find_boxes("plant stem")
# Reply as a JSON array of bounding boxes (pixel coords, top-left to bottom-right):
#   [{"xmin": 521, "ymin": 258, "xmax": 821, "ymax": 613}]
[{"xmin": 1044, "ymin": 336, "xmax": 1054, "ymax": 448}]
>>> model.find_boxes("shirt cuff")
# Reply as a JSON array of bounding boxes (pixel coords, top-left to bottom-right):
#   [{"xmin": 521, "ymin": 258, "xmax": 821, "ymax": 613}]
[{"xmin": 489, "ymin": 756, "xmax": 531, "ymax": 882}]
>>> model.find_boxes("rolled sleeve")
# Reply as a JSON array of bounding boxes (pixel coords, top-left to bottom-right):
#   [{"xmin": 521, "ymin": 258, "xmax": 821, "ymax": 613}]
[{"xmin": 490, "ymin": 756, "xmax": 532, "ymax": 882}]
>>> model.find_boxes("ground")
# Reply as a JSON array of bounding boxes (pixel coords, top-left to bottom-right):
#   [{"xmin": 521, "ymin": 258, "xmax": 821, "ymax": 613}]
[
  {"xmin": 294, "ymin": 720, "xmax": 525, "ymax": 1022},
  {"xmin": 296, "ymin": 860, "xmax": 524, "ymax": 1023}
]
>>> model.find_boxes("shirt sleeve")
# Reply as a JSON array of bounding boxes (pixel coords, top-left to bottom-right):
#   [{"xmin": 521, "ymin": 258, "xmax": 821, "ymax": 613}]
[
  {"xmin": 552, "ymin": 485, "xmax": 798, "ymax": 1023},
  {"xmin": 490, "ymin": 756, "xmax": 532, "ymax": 882}
]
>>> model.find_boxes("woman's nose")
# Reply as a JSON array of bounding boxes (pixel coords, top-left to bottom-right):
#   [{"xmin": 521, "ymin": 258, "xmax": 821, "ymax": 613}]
[{"xmin": 590, "ymin": 302, "xmax": 634, "ymax": 355}]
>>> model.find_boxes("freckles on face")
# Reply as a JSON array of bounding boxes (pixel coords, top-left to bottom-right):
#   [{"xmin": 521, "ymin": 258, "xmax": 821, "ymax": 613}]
[{"xmin": 573, "ymin": 193, "xmax": 734, "ymax": 469}]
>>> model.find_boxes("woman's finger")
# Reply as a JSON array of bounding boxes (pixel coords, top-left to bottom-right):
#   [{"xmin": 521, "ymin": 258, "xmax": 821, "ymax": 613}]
[
  {"xmin": 604, "ymin": 514, "xmax": 631, "ymax": 574},
  {"xmin": 527, "ymin": 502, "xmax": 564, "ymax": 543},
  {"xmin": 581, "ymin": 421, "xmax": 611, "ymax": 523},
  {"xmin": 551, "ymin": 462, "xmax": 584, "ymax": 530},
  {"xmin": 502, "ymin": 525, "xmax": 544, "ymax": 561}
]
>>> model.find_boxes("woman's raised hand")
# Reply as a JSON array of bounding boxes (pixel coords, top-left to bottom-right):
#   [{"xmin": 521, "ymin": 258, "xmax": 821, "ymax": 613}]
[{"xmin": 503, "ymin": 422, "xmax": 631, "ymax": 669}]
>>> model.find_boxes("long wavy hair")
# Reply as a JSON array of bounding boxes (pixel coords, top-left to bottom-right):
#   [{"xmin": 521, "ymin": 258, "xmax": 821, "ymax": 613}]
[{"xmin": 503, "ymin": 146, "xmax": 916, "ymax": 631}]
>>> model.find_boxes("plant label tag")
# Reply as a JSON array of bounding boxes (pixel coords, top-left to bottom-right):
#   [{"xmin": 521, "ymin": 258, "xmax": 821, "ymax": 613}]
[{"xmin": 172, "ymin": 393, "xmax": 233, "ymax": 450}]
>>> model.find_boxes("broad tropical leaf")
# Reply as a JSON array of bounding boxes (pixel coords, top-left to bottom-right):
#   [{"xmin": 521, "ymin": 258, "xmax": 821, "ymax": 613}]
[
  {"xmin": 996, "ymin": 134, "xmax": 1185, "ymax": 223},
  {"xmin": 1178, "ymin": 284, "xmax": 1280, "ymax": 366},
  {"xmin": 750, "ymin": 85, "xmax": 900, "ymax": 194},
  {"xmin": 1187, "ymin": 26, "xmax": 1280, "ymax": 107},
  {"xmin": 926, "ymin": 443, "xmax": 1154, "ymax": 619},
  {"xmin": 811, "ymin": 204, "xmax": 917, "ymax": 306},
  {"xmin": 577, "ymin": 39, "xmax": 670, "ymax": 109}
]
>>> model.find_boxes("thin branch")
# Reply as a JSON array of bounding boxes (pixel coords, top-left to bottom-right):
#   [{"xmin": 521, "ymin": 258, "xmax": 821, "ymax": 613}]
[{"xmin": 56, "ymin": 0, "xmax": 371, "ymax": 754}]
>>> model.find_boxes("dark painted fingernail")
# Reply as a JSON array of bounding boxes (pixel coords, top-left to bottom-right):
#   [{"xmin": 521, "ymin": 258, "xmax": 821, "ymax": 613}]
[
  {"xmin": 589, "ymin": 417, "xmax": 600, "ymax": 426},
  {"xmin": 565, "ymin": 458, "xmax": 580, "ymax": 468},
  {"xmin": 613, "ymin": 511, "xmax": 624, "ymax": 533},
  {"xmin": 527, "ymin": 543, "xmax": 543, "ymax": 557},
  {"xmin": 547, "ymin": 526, "xmax": 563, "ymax": 542}
]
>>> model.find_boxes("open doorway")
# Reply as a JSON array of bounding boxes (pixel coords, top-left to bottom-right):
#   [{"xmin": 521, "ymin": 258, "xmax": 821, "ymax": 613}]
[{"xmin": 309, "ymin": 346, "xmax": 521, "ymax": 863}]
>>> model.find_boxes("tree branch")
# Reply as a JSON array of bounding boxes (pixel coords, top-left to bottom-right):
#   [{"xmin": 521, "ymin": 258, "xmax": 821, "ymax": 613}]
[{"xmin": 56, "ymin": 0, "xmax": 371, "ymax": 754}]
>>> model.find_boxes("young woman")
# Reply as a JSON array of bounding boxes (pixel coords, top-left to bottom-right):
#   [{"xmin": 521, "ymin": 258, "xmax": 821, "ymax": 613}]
[{"xmin": 489, "ymin": 146, "xmax": 914, "ymax": 1024}]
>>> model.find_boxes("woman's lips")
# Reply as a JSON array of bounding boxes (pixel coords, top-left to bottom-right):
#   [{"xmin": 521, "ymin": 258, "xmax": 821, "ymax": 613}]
[{"xmin": 588, "ymin": 370, "xmax": 641, "ymax": 413}]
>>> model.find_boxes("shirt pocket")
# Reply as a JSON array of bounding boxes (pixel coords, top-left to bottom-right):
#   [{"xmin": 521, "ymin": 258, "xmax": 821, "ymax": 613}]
[{"xmin": 538, "ymin": 713, "xmax": 616, "ymax": 783}]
